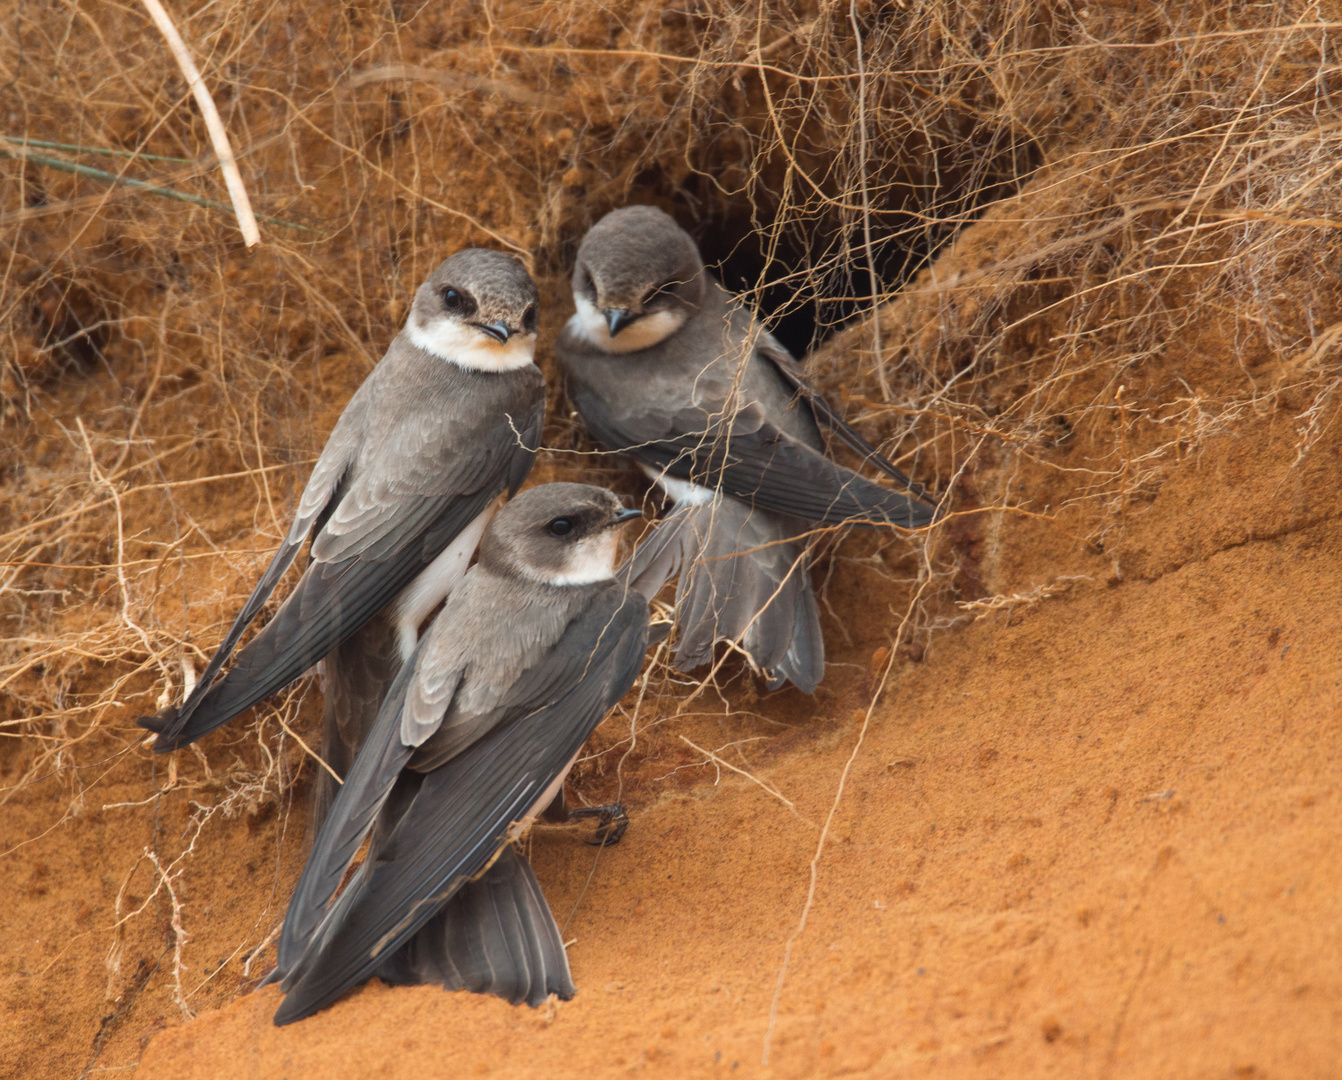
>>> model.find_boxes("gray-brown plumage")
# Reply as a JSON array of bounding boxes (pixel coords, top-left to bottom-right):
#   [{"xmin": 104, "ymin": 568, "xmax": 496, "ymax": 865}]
[
  {"xmin": 270, "ymin": 484, "xmax": 649, "ymax": 1025},
  {"xmin": 555, "ymin": 205, "xmax": 938, "ymax": 693},
  {"xmin": 139, "ymin": 250, "xmax": 545, "ymax": 751},
  {"xmin": 311, "ymin": 615, "xmax": 401, "ymax": 834},
  {"xmin": 308, "ymin": 612, "xmax": 572, "ymax": 1014}
]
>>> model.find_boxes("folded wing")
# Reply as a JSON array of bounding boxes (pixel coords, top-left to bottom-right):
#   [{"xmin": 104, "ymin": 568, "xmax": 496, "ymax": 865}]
[
  {"xmin": 142, "ymin": 399, "xmax": 543, "ymax": 749},
  {"xmin": 571, "ymin": 380, "xmax": 935, "ymax": 529},
  {"xmin": 753, "ymin": 331, "xmax": 936, "ymax": 503},
  {"xmin": 272, "ymin": 585, "xmax": 648, "ymax": 1024}
]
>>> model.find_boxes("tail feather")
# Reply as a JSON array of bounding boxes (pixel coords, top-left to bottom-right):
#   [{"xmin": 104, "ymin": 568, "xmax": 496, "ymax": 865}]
[
  {"xmin": 774, "ymin": 568, "xmax": 824, "ymax": 693},
  {"xmin": 627, "ymin": 496, "xmax": 823, "ymax": 694},
  {"xmin": 374, "ymin": 845, "xmax": 574, "ymax": 1007},
  {"xmin": 146, "ymin": 559, "xmax": 389, "ymax": 751}
]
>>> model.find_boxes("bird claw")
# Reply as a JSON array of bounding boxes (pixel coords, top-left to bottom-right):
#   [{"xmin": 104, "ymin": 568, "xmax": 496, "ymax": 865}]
[{"xmin": 567, "ymin": 803, "xmax": 629, "ymax": 846}]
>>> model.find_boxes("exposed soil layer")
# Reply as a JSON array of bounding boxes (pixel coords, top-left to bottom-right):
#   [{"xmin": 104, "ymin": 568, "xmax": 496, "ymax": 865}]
[
  {"xmin": 4, "ymin": 400, "xmax": 1340, "ymax": 1077},
  {"xmin": 133, "ymin": 421, "xmax": 1342, "ymax": 1079}
]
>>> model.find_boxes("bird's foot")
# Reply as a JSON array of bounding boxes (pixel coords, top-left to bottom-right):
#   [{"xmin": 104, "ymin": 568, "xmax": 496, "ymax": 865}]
[{"xmin": 567, "ymin": 803, "xmax": 629, "ymax": 846}]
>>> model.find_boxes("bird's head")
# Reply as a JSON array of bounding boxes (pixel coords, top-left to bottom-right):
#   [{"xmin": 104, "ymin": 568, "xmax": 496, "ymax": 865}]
[
  {"xmin": 570, "ymin": 206, "xmax": 705, "ymax": 354},
  {"xmin": 480, "ymin": 483, "xmax": 643, "ymax": 586},
  {"xmin": 406, "ymin": 249, "xmax": 540, "ymax": 372}
]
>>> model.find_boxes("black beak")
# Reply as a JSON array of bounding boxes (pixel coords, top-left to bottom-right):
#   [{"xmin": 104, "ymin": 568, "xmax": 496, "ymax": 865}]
[
  {"xmin": 479, "ymin": 321, "xmax": 511, "ymax": 343},
  {"xmin": 611, "ymin": 507, "xmax": 643, "ymax": 525},
  {"xmin": 604, "ymin": 308, "xmax": 639, "ymax": 337}
]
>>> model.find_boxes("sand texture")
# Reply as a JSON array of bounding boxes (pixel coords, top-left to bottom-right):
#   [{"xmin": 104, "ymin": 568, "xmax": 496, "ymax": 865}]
[{"xmin": 3, "ymin": 1, "xmax": 1341, "ymax": 1076}]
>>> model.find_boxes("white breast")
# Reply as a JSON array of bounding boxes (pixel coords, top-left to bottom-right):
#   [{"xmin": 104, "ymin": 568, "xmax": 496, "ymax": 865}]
[{"xmin": 547, "ymin": 530, "xmax": 621, "ymax": 587}]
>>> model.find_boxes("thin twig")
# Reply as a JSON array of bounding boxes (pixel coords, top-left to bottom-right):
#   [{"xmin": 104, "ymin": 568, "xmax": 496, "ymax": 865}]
[
  {"xmin": 761, "ymin": 572, "xmax": 933, "ymax": 1065},
  {"xmin": 138, "ymin": 0, "xmax": 261, "ymax": 246},
  {"xmin": 75, "ymin": 418, "xmax": 168, "ymax": 682},
  {"xmin": 276, "ymin": 713, "xmax": 343, "ymax": 786},
  {"xmin": 849, "ymin": 0, "xmax": 888, "ymax": 401},
  {"xmin": 678, "ymin": 735, "xmax": 814, "ymax": 827}
]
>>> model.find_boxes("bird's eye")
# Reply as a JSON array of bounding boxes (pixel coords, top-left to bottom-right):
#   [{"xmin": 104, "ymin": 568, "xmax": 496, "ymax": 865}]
[
  {"xmin": 522, "ymin": 304, "xmax": 538, "ymax": 334},
  {"xmin": 442, "ymin": 288, "xmax": 466, "ymax": 313},
  {"xmin": 547, "ymin": 517, "xmax": 573, "ymax": 537},
  {"xmin": 576, "ymin": 265, "xmax": 595, "ymax": 297}
]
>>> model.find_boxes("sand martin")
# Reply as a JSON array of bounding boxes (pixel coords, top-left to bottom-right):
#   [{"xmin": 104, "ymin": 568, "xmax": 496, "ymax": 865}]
[
  {"xmin": 269, "ymin": 483, "xmax": 648, "ymax": 1024},
  {"xmin": 140, "ymin": 249, "xmax": 545, "ymax": 750},
  {"xmin": 555, "ymin": 205, "xmax": 938, "ymax": 693}
]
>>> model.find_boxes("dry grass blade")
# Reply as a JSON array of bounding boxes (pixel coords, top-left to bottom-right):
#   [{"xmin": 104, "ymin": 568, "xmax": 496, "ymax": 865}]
[
  {"xmin": 348, "ymin": 64, "xmax": 549, "ymax": 109},
  {"xmin": 677, "ymin": 734, "xmax": 813, "ymax": 827}
]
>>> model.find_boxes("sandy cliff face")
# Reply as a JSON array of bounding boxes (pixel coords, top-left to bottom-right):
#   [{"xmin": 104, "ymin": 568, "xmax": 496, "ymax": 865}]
[
  {"xmin": 3, "ymin": 1, "xmax": 1341, "ymax": 1076},
  {"xmin": 132, "ymin": 412, "xmax": 1342, "ymax": 1080},
  {"xmin": 5, "ymin": 261, "xmax": 1338, "ymax": 1080}
]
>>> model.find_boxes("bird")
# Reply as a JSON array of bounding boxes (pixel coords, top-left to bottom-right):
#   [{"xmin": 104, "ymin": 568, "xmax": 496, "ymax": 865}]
[
  {"xmin": 268, "ymin": 483, "xmax": 649, "ymax": 1025},
  {"xmin": 554, "ymin": 205, "xmax": 939, "ymax": 694},
  {"xmin": 139, "ymin": 249, "xmax": 546, "ymax": 753}
]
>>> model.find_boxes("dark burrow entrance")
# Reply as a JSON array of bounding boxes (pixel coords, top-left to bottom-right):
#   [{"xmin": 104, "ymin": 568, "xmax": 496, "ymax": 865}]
[{"xmin": 638, "ymin": 140, "xmax": 1037, "ymax": 360}]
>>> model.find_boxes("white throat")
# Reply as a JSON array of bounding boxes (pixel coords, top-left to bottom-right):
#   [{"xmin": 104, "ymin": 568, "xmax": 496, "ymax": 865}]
[
  {"xmin": 569, "ymin": 293, "xmax": 686, "ymax": 354},
  {"xmin": 405, "ymin": 315, "xmax": 535, "ymax": 372},
  {"xmin": 546, "ymin": 531, "xmax": 621, "ymax": 586}
]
